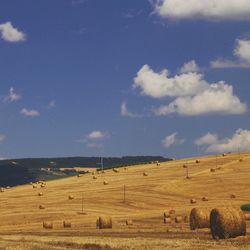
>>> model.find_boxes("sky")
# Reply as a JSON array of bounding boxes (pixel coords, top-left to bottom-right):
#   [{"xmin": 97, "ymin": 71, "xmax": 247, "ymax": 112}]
[{"xmin": 0, "ymin": 0, "xmax": 250, "ymax": 159}]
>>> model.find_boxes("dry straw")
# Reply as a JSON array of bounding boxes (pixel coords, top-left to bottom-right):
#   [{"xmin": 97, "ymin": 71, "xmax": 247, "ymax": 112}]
[
  {"xmin": 96, "ymin": 216, "xmax": 112, "ymax": 229},
  {"xmin": 43, "ymin": 221, "xmax": 53, "ymax": 229},
  {"xmin": 190, "ymin": 208, "xmax": 210, "ymax": 230},
  {"xmin": 210, "ymin": 207, "xmax": 246, "ymax": 239},
  {"xmin": 63, "ymin": 221, "xmax": 72, "ymax": 228}
]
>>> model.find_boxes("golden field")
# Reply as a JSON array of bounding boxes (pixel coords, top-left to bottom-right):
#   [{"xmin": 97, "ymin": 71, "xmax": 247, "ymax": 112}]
[{"xmin": 0, "ymin": 152, "xmax": 250, "ymax": 249}]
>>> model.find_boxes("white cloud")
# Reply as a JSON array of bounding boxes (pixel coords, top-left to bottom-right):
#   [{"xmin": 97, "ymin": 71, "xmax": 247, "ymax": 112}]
[
  {"xmin": 87, "ymin": 131, "xmax": 106, "ymax": 140},
  {"xmin": 195, "ymin": 129, "xmax": 250, "ymax": 153},
  {"xmin": 0, "ymin": 22, "xmax": 26, "ymax": 42},
  {"xmin": 134, "ymin": 64, "xmax": 247, "ymax": 116},
  {"xmin": 133, "ymin": 64, "xmax": 207, "ymax": 98},
  {"xmin": 0, "ymin": 134, "xmax": 6, "ymax": 144},
  {"xmin": 179, "ymin": 60, "xmax": 200, "ymax": 73},
  {"xmin": 121, "ymin": 101, "xmax": 143, "ymax": 118},
  {"xmin": 162, "ymin": 132, "xmax": 185, "ymax": 148},
  {"xmin": 194, "ymin": 132, "xmax": 218, "ymax": 146},
  {"xmin": 4, "ymin": 87, "xmax": 21, "ymax": 102},
  {"xmin": 153, "ymin": 0, "xmax": 250, "ymax": 21},
  {"xmin": 20, "ymin": 108, "xmax": 40, "ymax": 117},
  {"xmin": 211, "ymin": 39, "xmax": 250, "ymax": 68}
]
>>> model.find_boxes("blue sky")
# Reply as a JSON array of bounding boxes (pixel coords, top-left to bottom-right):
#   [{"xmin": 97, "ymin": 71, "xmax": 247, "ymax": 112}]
[{"xmin": 0, "ymin": 0, "xmax": 250, "ymax": 159}]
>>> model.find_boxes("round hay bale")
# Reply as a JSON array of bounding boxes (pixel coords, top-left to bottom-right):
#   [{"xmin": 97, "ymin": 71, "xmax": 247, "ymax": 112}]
[
  {"xmin": 196, "ymin": 160, "xmax": 200, "ymax": 164},
  {"xmin": 38, "ymin": 192, "xmax": 43, "ymax": 196},
  {"xmin": 93, "ymin": 175, "xmax": 97, "ymax": 179},
  {"xmin": 239, "ymin": 159, "xmax": 243, "ymax": 162},
  {"xmin": 230, "ymin": 194, "xmax": 236, "ymax": 199},
  {"xmin": 39, "ymin": 205, "xmax": 45, "ymax": 209},
  {"xmin": 244, "ymin": 213, "xmax": 250, "ymax": 221},
  {"xmin": 0, "ymin": 188, "xmax": 4, "ymax": 192},
  {"xmin": 124, "ymin": 167, "xmax": 128, "ymax": 170},
  {"xmin": 97, "ymin": 216, "xmax": 112, "ymax": 229},
  {"xmin": 184, "ymin": 215, "xmax": 189, "ymax": 223},
  {"xmin": 43, "ymin": 221, "xmax": 53, "ymax": 229},
  {"xmin": 202, "ymin": 197, "xmax": 208, "ymax": 201},
  {"xmin": 33, "ymin": 185, "xmax": 37, "ymax": 189},
  {"xmin": 156, "ymin": 163, "xmax": 161, "ymax": 166},
  {"xmin": 143, "ymin": 172, "xmax": 148, "ymax": 176},
  {"xmin": 210, "ymin": 168, "xmax": 216, "ymax": 172},
  {"xmin": 103, "ymin": 181, "xmax": 108, "ymax": 185},
  {"xmin": 175, "ymin": 216, "xmax": 183, "ymax": 223},
  {"xmin": 41, "ymin": 184, "xmax": 46, "ymax": 188},
  {"xmin": 190, "ymin": 199, "xmax": 197, "ymax": 204},
  {"xmin": 126, "ymin": 219, "xmax": 133, "ymax": 226},
  {"xmin": 222, "ymin": 153, "xmax": 226, "ymax": 157},
  {"xmin": 77, "ymin": 174, "xmax": 83, "ymax": 178},
  {"xmin": 163, "ymin": 212, "xmax": 169, "ymax": 218},
  {"xmin": 183, "ymin": 164, "xmax": 187, "ymax": 168},
  {"xmin": 164, "ymin": 217, "xmax": 171, "ymax": 224},
  {"xmin": 113, "ymin": 168, "xmax": 119, "ymax": 173},
  {"xmin": 190, "ymin": 208, "xmax": 210, "ymax": 230},
  {"xmin": 91, "ymin": 171, "xmax": 96, "ymax": 175},
  {"xmin": 210, "ymin": 207, "xmax": 246, "ymax": 239},
  {"xmin": 68, "ymin": 195, "xmax": 74, "ymax": 200},
  {"xmin": 63, "ymin": 221, "xmax": 71, "ymax": 228}
]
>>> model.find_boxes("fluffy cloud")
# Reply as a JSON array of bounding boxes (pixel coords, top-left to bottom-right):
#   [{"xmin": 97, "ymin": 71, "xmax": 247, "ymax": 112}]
[
  {"xmin": 4, "ymin": 87, "xmax": 21, "ymax": 102},
  {"xmin": 195, "ymin": 129, "xmax": 250, "ymax": 153},
  {"xmin": 120, "ymin": 102, "xmax": 143, "ymax": 118},
  {"xmin": 179, "ymin": 60, "xmax": 200, "ymax": 73},
  {"xmin": 76, "ymin": 130, "xmax": 107, "ymax": 148},
  {"xmin": 0, "ymin": 134, "xmax": 6, "ymax": 144},
  {"xmin": 20, "ymin": 108, "xmax": 40, "ymax": 117},
  {"xmin": 0, "ymin": 22, "xmax": 26, "ymax": 42},
  {"xmin": 194, "ymin": 132, "xmax": 218, "ymax": 146},
  {"xmin": 87, "ymin": 131, "xmax": 106, "ymax": 140},
  {"xmin": 211, "ymin": 39, "xmax": 250, "ymax": 68},
  {"xmin": 162, "ymin": 132, "xmax": 185, "ymax": 148},
  {"xmin": 134, "ymin": 64, "xmax": 246, "ymax": 116},
  {"xmin": 153, "ymin": 0, "xmax": 250, "ymax": 21}
]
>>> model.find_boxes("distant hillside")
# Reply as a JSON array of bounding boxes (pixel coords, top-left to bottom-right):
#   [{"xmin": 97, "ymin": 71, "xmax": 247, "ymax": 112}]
[{"xmin": 0, "ymin": 156, "xmax": 171, "ymax": 187}]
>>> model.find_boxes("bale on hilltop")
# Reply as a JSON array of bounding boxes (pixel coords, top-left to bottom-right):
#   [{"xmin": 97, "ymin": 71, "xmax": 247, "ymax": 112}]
[
  {"xmin": 93, "ymin": 175, "xmax": 97, "ymax": 179},
  {"xmin": 126, "ymin": 220, "xmax": 133, "ymax": 226},
  {"xmin": 68, "ymin": 195, "xmax": 74, "ymax": 200},
  {"xmin": 190, "ymin": 208, "xmax": 210, "ymax": 230},
  {"xmin": 175, "ymin": 216, "xmax": 183, "ymax": 223},
  {"xmin": 96, "ymin": 216, "xmax": 112, "ymax": 229},
  {"xmin": 210, "ymin": 207, "xmax": 246, "ymax": 239},
  {"xmin": 113, "ymin": 168, "xmax": 119, "ymax": 173},
  {"xmin": 103, "ymin": 181, "xmax": 108, "ymax": 185},
  {"xmin": 164, "ymin": 217, "xmax": 171, "ymax": 224},
  {"xmin": 63, "ymin": 221, "xmax": 71, "ymax": 228},
  {"xmin": 210, "ymin": 168, "xmax": 216, "ymax": 172},
  {"xmin": 196, "ymin": 160, "xmax": 200, "ymax": 164},
  {"xmin": 39, "ymin": 205, "xmax": 45, "ymax": 209},
  {"xmin": 202, "ymin": 197, "xmax": 208, "ymax": 201},
  {"xmin": 38, "ymin": 192, "xmax": 43, "ymax": 196},
  {"xmin": 190, "ymin": 199, "xmax": 196, "ymax": 204},
  {"xmin": 230, "ymin": 194, "xmax": 236, "ymax": 199},
  {"xmin": 0, "ymin": 188, "xmax": 4, "ymax": 192},
  {"xmin": 43, "ymin": 222, "xmax": 53, "ymax": 229},
  {"xmin": 143, "ymin": 172, "xmax": 148, "ymax": 176}
]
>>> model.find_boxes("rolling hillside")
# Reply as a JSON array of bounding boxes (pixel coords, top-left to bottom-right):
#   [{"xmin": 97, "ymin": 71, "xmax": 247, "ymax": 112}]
[{"xmin": 0, "ymin": 152, "xmax": 249, "ymax": 249}]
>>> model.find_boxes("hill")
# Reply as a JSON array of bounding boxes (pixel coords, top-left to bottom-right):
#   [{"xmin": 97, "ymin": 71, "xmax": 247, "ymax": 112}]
[{"xmin": 0, "ymin": 152, "xmax": 249, "ymax": 249}]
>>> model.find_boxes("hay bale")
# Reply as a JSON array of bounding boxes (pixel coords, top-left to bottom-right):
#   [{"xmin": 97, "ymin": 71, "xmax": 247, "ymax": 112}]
[
  {"xmin": 230, "ymin": 194, "xmax": 236, "ymax": 199},
  {"xmin": 183, "ymin": 164, "xmax": 187, "ymax": 168},
  {"xmin": 0, "ymin": 188, "xmax": 4, "ymax": 192},
  {"xmin": 222, "ymin": 153, "xmax": 226, "ymax": 157},
  {"xmin": 63, "ymin": 221, "xmax": 71, "ymax": 228},
  {"xmin": 239, "ymin": 159, "xmax": 243, "ymax": 162},
  {"xmin": 244, "ymin": 213, "xmax": 250, "ymax": 220},
  {"xmin": 43, "ymin": 221, "xmax": 53, "ymax": 229},
  {"xmin": 169, "ymin": 209, "xmax": 175, "ymax": 215},
  {"xmin": 190, "ymin": 208, "xmax": 210, "ymax": 230},
  {"xmin": 190, "ymin": 199, "xmax": 197, "ymax": 204},
  {"xmin": 68, "ymin": 195, "xmax": 74, "ymax": 200},
  {"xmin": 164, "ymin": 217, "xmax": 171, "ymax": 224},
  {"xmin": 33, "ymin": 185, "xmax": 37, "ymax": 189},
  {"xmin": 113, "ymin": 168, "xmax": 119, "ymax": 173},
  {"xmin": 126, "ymin": 219, "xmax": 133, "ymax": 226},
  {"xmin": 210, "ymin": 207, "xmax": 246, "ymax": 239},
  {"xmin": 210, "ymin": 168, "xmax": 216, "ymax": 172},
  {"xmin": 38, "ymin": 192, "xmax": 43, "ymax": 196},
  {"xmin": 143, "ymin": 172, "xmax": 148, "ymax": 176},
  {"xmin": 41, "ymin": 184, "xmax": 46, "ymax": 188},
  {"xmin": 202, "ymin": 197, "xmax": 208, "ymax": 201},
  {"xmin": 163, "ymin": 212, "xmax": 170, "ymax": 218},
  {"xmin": 77, "ymin": 174, "xmax": 83, "ymax": 178},
  {"xmin": 124, "ymin": 167, "xmax": 128, "ymax": 170},
  {"xmin": 184, "ymin": 215, "xmax": 189, "ymax": 223},
  {"xmin": 175, "ymin": 216, "xmax": 183, "ymax": 223},
  {"xmin": 196, "ymin": 160, "xmax": 200, "ymax": 164},
  {"xmin": 96, "ymin": 216, "xmax": 112, "ymax": 229},
  {"xmin": 39, "ymin": 205, "xmax": 45, "ymax": 209},
  {"xmin": 93, "ymin": 175, "xmax": 97, "ymax": 179},
  {"xmin": 156, "ymin": 163, "xmax": 161, "ymax": 166},
  {"xmin": 103, "ymin": 181, "xmax": 108, "ymax": 185}
]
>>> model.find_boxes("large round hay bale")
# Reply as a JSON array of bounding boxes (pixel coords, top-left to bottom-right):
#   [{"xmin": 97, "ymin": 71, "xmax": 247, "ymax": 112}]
[
  {"xmin": 43, "ymin": 221, "xmax": 53, "ymax": 229},
  {"xmin": 93, "ymin": 175, "xmax": 97, "ymax": 179},
  {"xmin": 103, "ymin": 181, "xmax": 108, "ymax": 185},
  {"xmin": 164, "ymin": 217, "xmax": 171, "ymax": 224},
  {"xmin": 38, "ymin": 192, "xmax": 43, "ymax": 196},
  {"xmin": 143, "ymin": 172, "xmax": 148, "ymax": 176},
  {"xmin": 33, "ymin": 185, "xmax": 37, "ymax": 189},
  {"xmin": 0, "ymin": 187, "xmax": 4, "ymax": 192},
  {"xmin": 68, "ymin": 195, "xmax": 74, "ymax": 200},
  {"xmin": 97, "ymin": 216, "xmax": 112, "ymax": 229},
  {"xmin": 202, "ymin": 197, "xmax": 208, "ymax": 201},
  {"xmin": 183, "ymin": 164, "xmax": 187, "ymax": 168},
  {"xmin": 126, "ymin": 219, "xmax": 133, "ymax": 226},
  {"xmin": 190, "ymin": 199, "xmax": 197, "ymax": 204},
  {"xmin": 63, "ymin": 221, "xmax": 71, "ymax": 228},
  {"xmin": 113, "ymin": 168, "xmax": 119, "ymax": 173},
  {"xmin": 39, "ymin": 205, "xmax": 45, "ymax": 209},
  {"xmin": 230, "ymin": 194, "xmax": 236, "ymax": 199},
  {"xmin": 175, "ymin": 216, "xmax": 183, "ymax": 223},
  {"xmin": 196, "ymin": 160, "xmax": 200, "ymax": 164},
  {"xmin": 210, "ymin": 207, "xmax": 246, "ymax": 239},
  {"xmin": 210, "ymin": 168, "xmax": 216, "ymax": 172},
  {"xmin": 244, "ymin": 213, "xmax": 250, "ymax": 220},
  {"xmin": 190, "ymin": 208, "xmax": 210, "ymax": 230}
]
